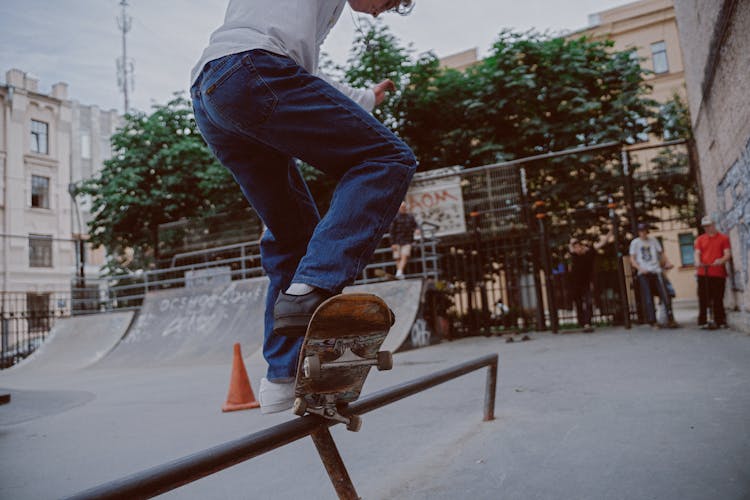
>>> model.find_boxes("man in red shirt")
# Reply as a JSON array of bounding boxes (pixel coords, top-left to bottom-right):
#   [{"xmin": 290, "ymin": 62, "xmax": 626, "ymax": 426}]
[{"xmin": 695, "ymin": 215, "xmax": 732, "ymax": 328}]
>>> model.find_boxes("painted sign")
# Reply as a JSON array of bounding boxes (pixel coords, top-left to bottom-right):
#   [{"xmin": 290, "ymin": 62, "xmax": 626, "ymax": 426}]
[{"xmin": 407, "ymin": 167, "xmax": 467, "ymax": 236}]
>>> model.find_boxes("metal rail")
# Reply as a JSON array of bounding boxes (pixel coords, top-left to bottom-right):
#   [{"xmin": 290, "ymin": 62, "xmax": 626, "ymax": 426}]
[
  {"xmin": 63, "ymin": 353, "xmax": 498, "ymax": 500},
  {"xmin": 413, "ymin": 140, "xmax": 620, "ymax": 183}
]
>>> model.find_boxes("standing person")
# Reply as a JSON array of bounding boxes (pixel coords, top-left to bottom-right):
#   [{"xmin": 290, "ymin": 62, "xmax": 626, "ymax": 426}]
[
  {"xmin": 695, "ymin": 215, "xmax": 731, "ymax": 328},
  {"xmin": 629, "ymin": 223, "xmax": 678, "ymax": 328},
  {"xmin": 190, "ymin": 0, "xmax": 418, "ymax": 414},
  {"xmin": 390, "ymin": 202, "xmax": 419, "ymax": 279},
  {"xmin": 568, "ymin": 233, "xmax": 613, "ymax": 333}
]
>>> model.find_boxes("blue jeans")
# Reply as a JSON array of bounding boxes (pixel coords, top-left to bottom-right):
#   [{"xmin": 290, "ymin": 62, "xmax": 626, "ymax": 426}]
[
  {"xmin": 637, "ymin": 272, "xmax": 673, "ymax": 324},
  {"xmin": 191, "ymin": 50, "xmax": 417, "ymax": 379}
]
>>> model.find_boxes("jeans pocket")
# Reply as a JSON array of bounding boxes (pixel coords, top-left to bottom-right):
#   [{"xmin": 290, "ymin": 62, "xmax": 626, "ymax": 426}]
[{"xmin": 202, "ymin": 52, "xmax": 278, "ymax": 131}]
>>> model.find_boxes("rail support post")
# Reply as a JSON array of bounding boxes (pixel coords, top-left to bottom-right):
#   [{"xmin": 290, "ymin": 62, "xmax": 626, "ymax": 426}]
[
  {"xmin": 484, "ymin": 359, "xmax": 497, "ymax": 421},
  {"xmin": 310, "ymin": 425, "xmax": 359, "ymax": 500}
]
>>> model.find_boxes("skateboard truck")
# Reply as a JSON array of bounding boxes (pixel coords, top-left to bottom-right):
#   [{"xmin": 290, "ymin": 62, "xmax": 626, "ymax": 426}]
[
  {"xmin": 302, "ymin": 344, "xmax": 393, "ymax": 379},
  {"xmin": 293, "ymin": 396, "xmax": 363, "ymax": 432}
]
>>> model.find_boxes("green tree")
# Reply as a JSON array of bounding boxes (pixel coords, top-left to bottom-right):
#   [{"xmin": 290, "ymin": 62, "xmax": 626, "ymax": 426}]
[
  {"xmin": 396, "ymin": 30, "xmax": 660, "ymax": 244},
  {"xmin": 343, "ymin": 19, "xmax": 413, "ymax": 129},
  {"xmin": 78, "ymin": 95, "xmax": 245, "ymax": 274},
  {"xmin": 640, "ymin": 93, "xmax": 700, "ymax": 228}
]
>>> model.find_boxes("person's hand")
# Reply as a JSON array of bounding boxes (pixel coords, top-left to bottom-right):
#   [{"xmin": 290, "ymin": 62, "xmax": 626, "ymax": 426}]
[
  {"xmin": 663, "ymin": 263, "xmax": 674, "ymax": 271},
  {"xmin": 372, "ymin": 79, "xmax": 396, "ymax": 107},
  {"xmin": 391, "ymin": 244, "xmax": 398, "ymax": 252},
  {"xmin": 712, "ymin": 259, "xmax": 723, "ymax": 266}
]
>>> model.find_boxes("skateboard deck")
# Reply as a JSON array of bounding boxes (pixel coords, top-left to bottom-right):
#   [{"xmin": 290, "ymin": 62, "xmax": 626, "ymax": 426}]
[{"xmin": 293, "ymin": 293, "xmax": 393, "ymax": 431}]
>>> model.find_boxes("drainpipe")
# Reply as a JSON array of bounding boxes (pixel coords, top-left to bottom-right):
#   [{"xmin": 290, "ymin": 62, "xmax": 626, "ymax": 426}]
[{"xmin": 2, "ymin": 86, "xmax": 12, "ymax": 297}]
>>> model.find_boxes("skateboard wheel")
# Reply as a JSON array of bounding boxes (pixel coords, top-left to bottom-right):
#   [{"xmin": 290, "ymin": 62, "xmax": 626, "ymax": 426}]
[
  {"xmin": 346, "ymin": 414, "xmax": 362, "ymax": 432},
  {"xmin": 376, "ymin": 351, "xmax": 393, "ymax": 371},
  {"xmin": 304, "ymin": 355, "xmax": 321, "ymax": 379},
  {"xmin": 293, "ymin": 397, "xmax": 307, "ymax": 416}
]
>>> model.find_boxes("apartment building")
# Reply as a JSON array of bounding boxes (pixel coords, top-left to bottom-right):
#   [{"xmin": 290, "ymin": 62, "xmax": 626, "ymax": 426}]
[
  {"xmin": 0, "ymin": 69, "xmax": 119, "ymax": 298},
  {"xmin": 574, "ymin": 0, "xmax": 698, "ymax": 303},
  {"xmin": 0, "ymin": 69, "xmax": 75, "ymax": 296},
  {"xmin": 70, "ymin": 101, "xmax": 121, "ymax": 278}
]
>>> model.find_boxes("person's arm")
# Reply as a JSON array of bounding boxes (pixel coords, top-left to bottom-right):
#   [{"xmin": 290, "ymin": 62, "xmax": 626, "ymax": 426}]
[
  {"xmin": 317, "ymin": 75, "xmax": 395, "ymax": 113},
  {"xmin": 410, "ymin": 215, "xmax": 420, "ymax": 238},
  {"xmin": 660, "ymin": 252, "xmax": 673, "ymax": 270},
  {"xmin": 715, "ymin": 238, "xmax": 731, "ymax": 265},
  {"xmin": 629, "ymin": 254, "xmax": 642, "ymax": 274},
  {"xmin": 629, "ymin": 241, "xmax": 642, "ymax": 274},
  {"xmin": 593, "ymin": 231, "xmax": 615, "ymax": 250},
  {"xmin": 319, "ymin": 74, "xmax": 376, "ymax": 111}
]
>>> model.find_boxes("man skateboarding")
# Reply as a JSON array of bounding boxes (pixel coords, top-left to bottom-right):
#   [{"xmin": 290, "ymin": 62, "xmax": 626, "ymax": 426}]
[{"xmin": 190, "ymin": 1, "xmax": 417, "ymax": 414}]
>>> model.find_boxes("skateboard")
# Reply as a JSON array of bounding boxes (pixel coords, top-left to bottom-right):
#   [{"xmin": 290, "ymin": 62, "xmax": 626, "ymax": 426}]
[{"xmin": 292, "ymin": 293, "xmax": 394, "ymax": 432}]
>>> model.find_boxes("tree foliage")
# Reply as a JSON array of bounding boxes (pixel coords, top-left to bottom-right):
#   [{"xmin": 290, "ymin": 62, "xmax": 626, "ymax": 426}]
[
  {"xmin": 78, "ymin": 95, "xmax": 245, "ymax": 273},
  {"xmin": 640, "ymin": 94, "xmax": 700, "ymax": 228},
  {"xmin": 84, "ymin": 23, "xmax": 695, "ymax": 273},
  {"xmin": 364, "ymin": 27, "xmax": 661, "ymax": 244}
]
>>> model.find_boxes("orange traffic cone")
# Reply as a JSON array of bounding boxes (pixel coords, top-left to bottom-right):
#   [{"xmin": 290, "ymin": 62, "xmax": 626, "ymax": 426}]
[{"xmin": 222, "ymin": 343, "xmax": 260, "ymax": 412}]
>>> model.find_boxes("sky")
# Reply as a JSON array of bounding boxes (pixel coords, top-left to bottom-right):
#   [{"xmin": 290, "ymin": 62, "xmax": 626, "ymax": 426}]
[{"xmin": 0, "ymin": 0, "xmax": 628, "ymax": 113}]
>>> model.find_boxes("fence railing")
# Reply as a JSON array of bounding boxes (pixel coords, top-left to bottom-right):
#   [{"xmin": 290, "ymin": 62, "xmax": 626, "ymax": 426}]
[
  {"xmin": 0, "ymin": 291, "xmax": 71, "ymax": 368},
  {"xmin": 2, "ymin": 140, "xmax": 693, "ymax": 367},
  {"xmin": 69, "ymin": 225, "xmax": 441, "ymax": 314},
  {"xmin": 63, "ymin": 354, "xmax": 498, "ymax": 500}
]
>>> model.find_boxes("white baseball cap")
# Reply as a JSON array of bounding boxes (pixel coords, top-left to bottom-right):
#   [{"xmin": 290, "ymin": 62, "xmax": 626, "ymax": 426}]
[{"xmin": 701, "ymin": 215, "xmax": 715, "ymax": 226}]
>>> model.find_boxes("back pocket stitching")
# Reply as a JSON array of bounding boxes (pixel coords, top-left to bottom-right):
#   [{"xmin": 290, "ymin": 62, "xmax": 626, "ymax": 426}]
[{"xmin": 205, "ymin": 54, "xmax": 278, "ymax": 131}]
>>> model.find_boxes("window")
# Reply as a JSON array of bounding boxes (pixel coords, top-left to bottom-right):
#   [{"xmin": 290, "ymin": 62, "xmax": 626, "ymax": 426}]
[
  {"xmin": 30, "ymin": 120, "xmax": 49, "ymax": 154},
  {"xmin": 29, "ymin": 234, "xmax": 53, "ymax": 268},
  {"xmin": 651, "ymin": 41, "xmax": 669, "ymax": 74},
  {"xmin": 679, "ymin": 233, "xmax": 695, "ymax": 266},
  {"xmin": 81, "ymin": 133, "xmax": 91, "ymax": 159},
  {"xmin": 31, "ymin": 175, "xmax": 50, "ymax": 208}
]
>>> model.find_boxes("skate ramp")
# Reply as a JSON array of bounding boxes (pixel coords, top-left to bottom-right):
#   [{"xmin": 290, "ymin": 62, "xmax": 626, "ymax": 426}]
[
  {"xmin": 6, "ymin": 311, "xmax": 134, "ymax": 373},
  {"xmin": 345, "ymin": 278, "xmax": 423, "ymax": 353},
  {"xmin": 100, "ymin": 278, "xmax": 269, "ymax": 368}
]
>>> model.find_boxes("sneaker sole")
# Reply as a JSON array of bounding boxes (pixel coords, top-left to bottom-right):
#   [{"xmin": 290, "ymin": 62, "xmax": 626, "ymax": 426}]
[
  {"xmin": 272, "ymin": 314, "xmax": 311, "ymax": 337},
  {"xmin": 260, "ymin": 399, "xmax": 294, "ymax": 414}
]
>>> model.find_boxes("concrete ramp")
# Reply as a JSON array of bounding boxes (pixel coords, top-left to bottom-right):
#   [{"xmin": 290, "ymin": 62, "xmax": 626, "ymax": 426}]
[
  {"xmin": 345, "ymin": 278, "xmax": 423, "ymax": 353},
  {"xmin": 99, "ymin": 277, "xmax": 422, "ymax": 368},
  {"xmin": 100, "ymin": 278, "xmax": 268, "ymax": 367},
  {"xmin": 7, "ymin": 311, "xmax": 134, "ymax": 373}
]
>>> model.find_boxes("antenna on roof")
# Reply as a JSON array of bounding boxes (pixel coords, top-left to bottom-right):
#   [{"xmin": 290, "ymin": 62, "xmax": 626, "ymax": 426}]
[{"xmin": 116, "ymin": 0, "xmax": 135, "ymax": 113}]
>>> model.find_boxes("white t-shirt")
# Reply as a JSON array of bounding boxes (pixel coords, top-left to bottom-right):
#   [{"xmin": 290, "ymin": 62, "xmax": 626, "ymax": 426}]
[
  {"xmin": 629, "ymin": 236, "xmax": 663, "ymax": 274},
  {"xmin": 190, "ymin": 0, "xmax": 376, "ymax": 112}
]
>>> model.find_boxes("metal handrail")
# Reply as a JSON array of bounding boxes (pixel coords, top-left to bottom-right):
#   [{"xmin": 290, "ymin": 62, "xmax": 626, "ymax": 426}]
[
  {"xmin": 63, "ymin": 353, "xmax": 498, "ymax": 500},
  {"xmin": 170, "ymin": 240, "xmax": 261, "ymax": 267}
]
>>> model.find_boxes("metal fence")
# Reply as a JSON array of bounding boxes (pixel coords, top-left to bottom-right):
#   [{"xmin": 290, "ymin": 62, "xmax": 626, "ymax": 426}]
[
  {"xmin": 1, "ymin": 140, "xmax": 697, "ymax": 367},
  {"xmin": 0, "ymin": 291, "xmax": 71, "ymax": 368}
]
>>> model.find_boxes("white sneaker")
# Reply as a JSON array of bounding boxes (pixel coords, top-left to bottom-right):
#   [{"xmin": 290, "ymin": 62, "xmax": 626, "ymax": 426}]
[
  {"xmin": 395, "ymin": 271, "xmax": 405, "ymax": 279},
  {"xmin": 259, "ymin": 377, "xmax": 295, "ymax": 414}
]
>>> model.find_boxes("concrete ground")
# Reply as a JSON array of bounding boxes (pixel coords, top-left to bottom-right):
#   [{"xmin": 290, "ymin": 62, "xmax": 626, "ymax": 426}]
[{"xmin": 1, "ymin": 322, "xmax": 749, "ymax": 499}]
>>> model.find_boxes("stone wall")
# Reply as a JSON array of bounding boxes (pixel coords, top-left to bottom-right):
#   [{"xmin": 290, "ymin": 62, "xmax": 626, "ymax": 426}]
[{"xmin": 674, "ymin": 0, "xmax": 750, "ymax": 328}]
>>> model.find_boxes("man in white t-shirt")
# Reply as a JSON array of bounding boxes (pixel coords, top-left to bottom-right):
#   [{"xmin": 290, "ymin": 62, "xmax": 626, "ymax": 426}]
[
  {"xmin": 190, "ymin": 1, "xmax": 417, "ymax": 414},
  {"xmin": 629, "ymin": 223, "xmax": 677, "ymax": 328}
]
